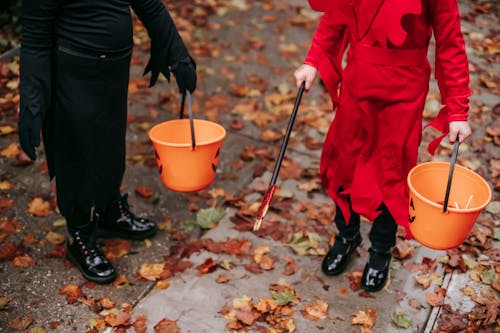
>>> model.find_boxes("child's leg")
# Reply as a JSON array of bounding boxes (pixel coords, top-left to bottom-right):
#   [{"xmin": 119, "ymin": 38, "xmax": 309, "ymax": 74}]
[
  {"xmin": 361, "ymin": 203, "xmax": 397, "ymax": 292},
  {"xmin": 369, "ymin": 204, "xmax": 398, "ymax": 254},
  {"xmin": 322, "ymin": 204, "xmax": 362, "ymax": 276}
]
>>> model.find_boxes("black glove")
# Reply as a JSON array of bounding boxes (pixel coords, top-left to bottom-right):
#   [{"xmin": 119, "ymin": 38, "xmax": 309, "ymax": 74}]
[
  {"xmin": 171, "ymin": 57, "xmax": 197, "ymax": 94},
  {"xmin": 18, "ymin": 109, "xmax": 42, "ymax": 160}
]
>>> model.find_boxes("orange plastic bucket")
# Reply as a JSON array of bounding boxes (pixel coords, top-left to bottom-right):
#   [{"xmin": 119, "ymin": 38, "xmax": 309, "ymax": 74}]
[
  {"xmin": 149, "ymin": 119, "xmax": 225, "ymax": 192},
  {"xmin": 407, "ymin": 161, "xmax": 491, "ymax": 250}
]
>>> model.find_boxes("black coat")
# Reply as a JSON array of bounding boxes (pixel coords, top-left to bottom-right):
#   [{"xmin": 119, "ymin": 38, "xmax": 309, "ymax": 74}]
[{"xmin": 20, "ymin": 0, "xmax": 189, "ymax": 218}]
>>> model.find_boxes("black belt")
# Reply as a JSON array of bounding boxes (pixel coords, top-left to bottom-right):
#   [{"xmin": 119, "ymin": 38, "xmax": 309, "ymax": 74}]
[{"xmin": 57, "ymin": 40, "xmax": 132, "ymax": 60}]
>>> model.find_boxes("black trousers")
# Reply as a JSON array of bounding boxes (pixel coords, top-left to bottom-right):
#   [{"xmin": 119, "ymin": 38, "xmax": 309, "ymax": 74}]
[
  {"xmin": 335, "ymin": 203, "xmax": 398, "ymax": 252},
  {"xmin": 51, "ymin": 42, "xmax": 132, "ymax": 228}
]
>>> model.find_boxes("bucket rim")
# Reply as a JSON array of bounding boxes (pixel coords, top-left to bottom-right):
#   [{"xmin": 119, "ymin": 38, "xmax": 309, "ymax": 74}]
[
  {"xmin": 149, "ymin": 118, "xmax": 226, "ymax": 148},
  {"xmin": 407, "ymin": 161, "xmax": 492, "ymax": 213}
]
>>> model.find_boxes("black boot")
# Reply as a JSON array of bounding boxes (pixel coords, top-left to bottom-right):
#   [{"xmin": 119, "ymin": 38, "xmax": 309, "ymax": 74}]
[
  {"xmin": 96, "ymin": 194, "xmax": 157, "ymax": 240},
  {"xmin": 66, "ymin": 217, "xmax": 116, "ymax": 284},
  {"xmin": 322, "ymin": 231, "xmax": 362, "ymax": 276},
  {"xmin": 361, "ymin": 247, "xmax": 391, "ymax": 292}
]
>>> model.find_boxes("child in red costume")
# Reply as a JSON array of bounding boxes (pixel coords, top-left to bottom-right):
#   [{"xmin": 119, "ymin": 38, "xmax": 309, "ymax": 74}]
[{"xmin": 294, "ymin": 0, "xmax": 471, "ymax": 291}]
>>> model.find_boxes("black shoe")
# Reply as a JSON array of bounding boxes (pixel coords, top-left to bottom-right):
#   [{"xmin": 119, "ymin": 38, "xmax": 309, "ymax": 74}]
[
  {"xmin": 66, "ymin": 230, "xmax": 116, "ymax": 284},
  {"xmin": 96, "ymin": 194, "xmax": 157, "ymax": 240},
  {"xmin": 321, "ymin": 231, "xmax": 362, "ymax": 276},
  {"xmin": 361, "ymin": 247, "xmax": 391, "ymax": 292}
]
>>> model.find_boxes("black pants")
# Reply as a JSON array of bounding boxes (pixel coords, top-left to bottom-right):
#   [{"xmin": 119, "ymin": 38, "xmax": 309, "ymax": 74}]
[
  {"xmin": 51, "ymin": 41, "xmax": 132, "ymax": 228},
  {"xmin": 335, "ymin": 203, "xmax": 397, "ymax": 252}
]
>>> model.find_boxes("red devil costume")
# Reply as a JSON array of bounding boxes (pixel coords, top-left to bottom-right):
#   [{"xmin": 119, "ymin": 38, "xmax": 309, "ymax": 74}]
[
  {"xmin": 304, "ymin": 0, "xmax": 470, "ymax": 291},
  {"xmin": 19, "ymin": 0, "xmax": 197, "ymax": 283}
]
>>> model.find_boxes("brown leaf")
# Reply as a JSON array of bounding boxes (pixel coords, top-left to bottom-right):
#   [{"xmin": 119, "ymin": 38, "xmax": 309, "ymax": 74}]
[
  {"xmin": 352, "ymin": 308, "xmax": 377, "ymax": 328},
  {"xmin": 0, "ymin": 143, "xmax": 21, "ymax": 158},
  {"xmin": 46, "ymin": 231, "xmax": 65, "ymax": 245},
  {"xmin": 426, "ymin": 287, "xmax": 446, "ymax": 307},
  {"xmin": 138, "ymin": 263, "xmax": 165, "ymax": 281},
  {"xmin": 392, "ymin": 240, "xmax": 415, "ymax": 259},
  {"xmin": 27, "ymin": 197, "xmax": 53, "ymax": 217},
  {"xmin": 196, "ymin": 258, "xmax": 217, "ymax": 275},
  {"xmin": 58, "ymin": 284, "xmax": 85, "ymax": 304},
  {"xmin": 135, "ymin": 186, "xmax": 153, "ymax": 198},
  {"xmin": 302, "ymin": 299, "xmax": 328, "ymax": 321},
  {"xmin": 154, "ymin": 317, "xmax": 180, "ymax": 333},
  {"xmin": 12, "ymin": 255, "xmax": 35, "ymax": 268},
  {"xmin": 105, "ymin": 310, "xmax": 132, "ymax": 327},
  {"xmin": 133, "ymin": 315, "xmax": 148, "ymax": 333},
  {"xmin": 8, "ymin": 314, "xmax": 33, "ymax": 330},
  {"xmin": 260, "ymin": 129, "xmax": 282, "ymax": 142},
  {"xmin": 103, "ymin": 238, "xmax": 131, "ymax": 260},
  {"xmin": 283, "ymin": 257, "xmax": 298, "ymax": 275}
]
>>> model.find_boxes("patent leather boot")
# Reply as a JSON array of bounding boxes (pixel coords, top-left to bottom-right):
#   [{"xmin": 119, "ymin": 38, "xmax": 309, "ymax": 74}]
[
  {"xmin": 361, "ymin": 247, "xmax": 391, "ymax": 292},
  {"xmin": 66, "ymin": 221, "xmax": 116, "ymax": 284},
  {"xmin": 321, "ymin": 231, "xmax": 362, "ymax": 276},
  {"xmin": 97, "ymin": 194, "xmax": 157, "ymax": 240}
]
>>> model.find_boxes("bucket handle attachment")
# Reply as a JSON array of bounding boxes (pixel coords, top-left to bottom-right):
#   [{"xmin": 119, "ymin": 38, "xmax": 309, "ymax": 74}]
[
  {"xmin": 443, "ymin": 139, "xmax": 460, "ymax": 213},
  {"xmin": 179, "ymin": 91, "xmax": 196, "ymax": 150}
]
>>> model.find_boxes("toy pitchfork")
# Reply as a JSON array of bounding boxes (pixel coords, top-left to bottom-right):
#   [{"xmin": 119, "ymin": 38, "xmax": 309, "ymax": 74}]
[{"xmin": 253, "ymin": 81, "xmax": 306, "ymax": 231}]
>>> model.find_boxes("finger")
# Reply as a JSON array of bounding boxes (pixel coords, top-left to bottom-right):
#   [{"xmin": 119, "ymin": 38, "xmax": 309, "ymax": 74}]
[
  {"xmin": 20, "ymin": 135, "xmax": 36, "ymax": 161},
  {"xmin": 304, "ymin": 78, "xmax": 314, "ymax": 91},
  {"xmin": 448, "ymin": 130, "xmax": 459, "ymax": 143}
]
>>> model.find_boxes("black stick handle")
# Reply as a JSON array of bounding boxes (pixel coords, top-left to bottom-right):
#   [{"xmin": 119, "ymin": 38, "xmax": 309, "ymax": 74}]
[
  {"xmin": 443, "ymin": 139, "xmax": 460, "ymax": 212},
  {"xmin": 186, "ymin": 91, "xmax": 196, "ymax": 150},
  {"xmin": 269, "ymin": 81, "xmax": 305, "ymax": 185},
  {"xmin": 179, "ymin": 92, "xmax": 186, "ymax": 119}
]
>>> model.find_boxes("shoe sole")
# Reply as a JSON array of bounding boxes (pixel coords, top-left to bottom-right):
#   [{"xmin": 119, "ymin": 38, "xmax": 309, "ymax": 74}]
[
  {"xmin": 66, "ymin": 250, "xmax": 116, "ymax": 284},
  {"xmin": 95, "ymin": 225, "xmax": 158, "ymax": 240},
  {"xmin": 322, "ymin": 236, "xmax": 362, "ymax": 276}
]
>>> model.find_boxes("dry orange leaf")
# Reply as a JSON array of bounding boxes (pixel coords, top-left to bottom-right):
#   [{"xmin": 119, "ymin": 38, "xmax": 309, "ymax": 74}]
[
  {"xmin": 153, "ymin": 317, "xmax": 181, "ymax": 333},
  {"xmin": 103, "ymin": 238, "xmax": 131, "ymax": 260},
  {"xmin": 59, "ymin": 284, "xmax": 85, "ymax": 304},
  {"xmin": 155, "ymin": 281, "xmax": 171, "ymax": 290},
  {"xmin": 46, "ymin": 231, "xmax": 65, "ymax": 245},
  {"xmin": 28, "ymin": 197, "xmax": 53, "ymax": 217},
  {"xmin": 216, "ymin": 275, "xmax": 230, "ymax": 284},
  {"xmin": 260, "ymin": 129, "xmax": 282, "ymax": 142},
  {"xmin": 105, "ymin": 310, "xmax": 132, "ymax": 327},
  {"xmin": 283, "ymin": 257, "xmax": 298, "ymax": 275},
  {"xmin": 302, "ymin": 299, "xmax": 328, "ymax": 321},
  {"xmin": 8, "ymin": 314, "xmax": 33, "ymax": 330},
  {"xmin": 138, "ymin": 263, "xmax": 165, "ymax": 281},
  {"xmin": 12, "ymin": 255, "xmax": 36, "ymax": 268},
  {"xmin": 0, "ymin": 143, "xmax": 21, "ymax": 158},
  {"xmin": 133, "ymin": 315, "xmax": 148, "ymax": 333},
  {"xmin": 426, "ymin": 287, "xmax": 446, "ymax": 307},
  {"xmin": 98, "ymin": 296, "xmax": 116, "ymax": 309},
  {"xmin": 0, "ymin": 180, "xmax": 14, "ymax": 190},
  {"xmin": 135, "ymin": 186, "xmax": 153, "ymax": 198},
  {"xmin": 352, "ymin": 308, "xmax": 377, "ymax": 328}
]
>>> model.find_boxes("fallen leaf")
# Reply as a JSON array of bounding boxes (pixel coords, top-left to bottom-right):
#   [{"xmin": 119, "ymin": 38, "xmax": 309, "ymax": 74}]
[
  {"xmin": 153, "ymin": 318, "xmax": 181, "ymax": 333},
  {"xmin": 391, "ymin": 311, "xmax": 413, "ymax": 329},
  {"xmin": 302, "ymin": 299, "xmax": 328, "ymax": 321},
  {"xmin": 135, "ymin": 186, "xmax": 153, "ymax": 198},
  {"xmin": 8, "ymin": 314, "xmax": 33, "ymax": 330},
  {"xmin": 46, "ymin": 231, "xmax": 65, "ymax": 245},
  {"xmin": 352, "ymin": 308, "xmax": 377, "ymax": 328},
  {"xmin": 133, "ymin": 315, "xmax": 148, "ymax": 333},
  {"xmin": 28, "ymin": 197, "xmax": 53, "ymax": 217},
  {"xmin": 105, "ymin": 310, "xmax": 132, "ymax": 327},
  {"xmin": 12, "ymin": 255, "xmax": 35, "ymax": 268},
  {"xmin": 59, "ymin": 284, "xmax": 85, "ymax": 304},
  {"xmin": 138, "ymin": 263, "xmax": 166, "ymax": 281},
  {"xmin": 0, "ymin": 143, "xmax": 21, "ymax": 158},
  {"xmin": 196, "ymin": 207, "xmax": 226, "ymax": 229}
]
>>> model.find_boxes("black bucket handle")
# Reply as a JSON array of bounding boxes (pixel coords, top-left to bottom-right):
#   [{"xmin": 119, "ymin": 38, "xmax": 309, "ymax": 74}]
[
  {"xmin": 443, "ymin": 139, "xmax": 460, "ymax": 213},
  {"xmin": 179, "ymin": 91, "xmax": 196, "ymax": 150}
]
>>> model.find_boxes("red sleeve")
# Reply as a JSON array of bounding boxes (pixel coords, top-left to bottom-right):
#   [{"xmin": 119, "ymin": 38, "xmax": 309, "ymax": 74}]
[
  {"xmin": 430, "ymin": 0, "xmax": 470, "ymax": 124},
  {"xmin": 305, "ymin": 12, "xmax": 348, "ymax": 103}
]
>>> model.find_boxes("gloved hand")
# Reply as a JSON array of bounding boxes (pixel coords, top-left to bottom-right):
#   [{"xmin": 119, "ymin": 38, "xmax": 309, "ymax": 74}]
[
  {"xmin": 171, "ymin": 57, "xmax": 197, "ymax": 94},
  {"xmin": 18, "ymin": 109, "xmax": 42, "ymax": 160}
]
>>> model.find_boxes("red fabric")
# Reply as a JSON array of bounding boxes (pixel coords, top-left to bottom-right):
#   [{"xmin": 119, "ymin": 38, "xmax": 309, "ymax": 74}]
[{"xmin": 305, "ymin": 0, "xmax": 470, "ymax": 236}]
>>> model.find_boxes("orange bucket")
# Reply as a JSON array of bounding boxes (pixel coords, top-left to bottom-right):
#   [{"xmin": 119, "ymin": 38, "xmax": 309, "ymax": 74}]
[
  {"xmin": 407, "ymin": 161, "xmax": 492, "ymax": 250},
  {"xmin": 149, "ymin": 92, "xmax": 226, "ymax": 193}
]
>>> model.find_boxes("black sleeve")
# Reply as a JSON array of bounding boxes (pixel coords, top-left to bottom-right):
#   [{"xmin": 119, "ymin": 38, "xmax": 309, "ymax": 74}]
[
  {"xmin": 20, "ymin": 0, "xmax": 58, "ymax": 117},
  {"xmin": 131, "ymin": 0, "xmax": 193, "ymax": 87}
]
